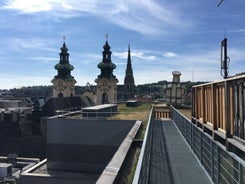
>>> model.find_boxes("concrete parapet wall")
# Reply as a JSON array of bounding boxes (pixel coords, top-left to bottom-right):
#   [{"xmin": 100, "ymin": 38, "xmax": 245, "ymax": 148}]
[{"xmin": 47, "ymin": 118, "xmax": 135, "ymax": 173}]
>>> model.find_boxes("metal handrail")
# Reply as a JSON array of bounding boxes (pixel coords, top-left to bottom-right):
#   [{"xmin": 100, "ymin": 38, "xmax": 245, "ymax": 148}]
[
  {"xmin": 171, "ymin": 106, "xmax": 245, "ymax": 184},
  {"xmin": 133, "ymin": 106, "xmax": 154, "ymax": 184}
]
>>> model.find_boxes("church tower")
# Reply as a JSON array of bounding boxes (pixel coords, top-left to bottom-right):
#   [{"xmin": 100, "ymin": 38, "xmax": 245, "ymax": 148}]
[
  {"xmin": 51, "ymin": 40, "xmax": 76, "ymax": 97},
  {"xmin": 123, "ymin": 45, "xmax": 136, "ymax": 99},
  {"xmin": 95, "ymin": 36, "xmax": 118, "ymax": 104}
]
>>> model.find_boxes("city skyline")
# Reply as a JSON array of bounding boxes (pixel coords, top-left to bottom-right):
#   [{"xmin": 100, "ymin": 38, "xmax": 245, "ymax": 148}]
[{"xmin": 0, "ymin": 0, "xmax": 245, "ymax": 89}]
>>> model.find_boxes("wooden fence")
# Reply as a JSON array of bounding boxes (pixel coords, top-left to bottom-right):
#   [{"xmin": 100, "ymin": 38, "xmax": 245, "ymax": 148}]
[
  {"xmin": 192, "ymin": 74, "xmax": 245, "ymax": 142},
  {"xmin": 153, "ymin": 106, "xmax": 170, "ymax": 119}
]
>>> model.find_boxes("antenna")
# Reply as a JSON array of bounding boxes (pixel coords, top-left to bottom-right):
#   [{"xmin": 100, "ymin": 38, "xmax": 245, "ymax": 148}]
[
  {"xmin": 192, "ymin": 69, "xmax": 194, "ymax": 82},
  {"xmin": 220, "ymin": 38, "xmax": 230, "ymax": 79},
  {"xmin": 217, "ymin": 0, "xmax": 224, "ymax": 7}
]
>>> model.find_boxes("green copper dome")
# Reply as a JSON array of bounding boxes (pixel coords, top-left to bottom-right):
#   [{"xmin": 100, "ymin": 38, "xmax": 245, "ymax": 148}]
[
  {"xmin": 97, "ymin": 62, "xmax": 116, "ymax": 70},
  {"xmin": 97, "ymin": 40, "xmax": 117, "ymax": 79},
  {"xmin": 53, "ymin": 42, "xmax": 75, "ymax": 80},
  {"xmin": 55, "ymin": 63, "xmax": 74, "ymax": 71}
]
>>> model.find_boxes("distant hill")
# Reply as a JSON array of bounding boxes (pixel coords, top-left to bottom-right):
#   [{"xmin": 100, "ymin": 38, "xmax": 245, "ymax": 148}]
[{"xmin": 0, "ymin": 80, "xmax": 209, "ymax": 98}]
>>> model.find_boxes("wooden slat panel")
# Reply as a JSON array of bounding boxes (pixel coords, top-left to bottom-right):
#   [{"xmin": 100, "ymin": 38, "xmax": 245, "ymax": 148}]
[{"xmin": 192, "ymin": 75, "xmax": 245, "ymax": 140}]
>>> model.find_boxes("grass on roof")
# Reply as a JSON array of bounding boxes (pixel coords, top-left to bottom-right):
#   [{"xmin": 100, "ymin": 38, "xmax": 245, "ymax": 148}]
[
  {"xmin": 109, "ymin": 102, "xmax": 152, "ymax": 184},
  {"xmin": 108, "ymin": 102, "xmax": 152, "ymax": 139}
]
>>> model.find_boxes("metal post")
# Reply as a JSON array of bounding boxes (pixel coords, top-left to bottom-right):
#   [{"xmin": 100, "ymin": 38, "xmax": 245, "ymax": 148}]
[
  {"xmin": 239, "ymin": 163, "xmax": 243, "ymax": 184},
  {"xmin": 217, "ymin": 146, "xmax": 220, "ymax": 184},
  {"xmin": 211, "ymin": 141, "xmax": 214, "ymax": 181},
  {"xmin": 225, "ymin": 81, "xmax": 231, "ymax": 138},
  {"xmin": 221, "ymin": 38, "xmax": 228, "ymax": 79},
  {"xmin": 239, "ymin": 82, "xmax": 244, "ymax": 139}
]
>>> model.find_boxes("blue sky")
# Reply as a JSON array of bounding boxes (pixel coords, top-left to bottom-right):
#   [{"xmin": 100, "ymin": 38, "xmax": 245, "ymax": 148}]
[{"xmin": 0, "ymin": 0, "xmax": 245, "ymax": 89}]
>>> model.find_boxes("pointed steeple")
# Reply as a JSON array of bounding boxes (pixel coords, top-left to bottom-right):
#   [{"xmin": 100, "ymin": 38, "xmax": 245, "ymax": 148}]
[
  {"xmin": 54, "ymin": 40, "xmax": 74, "ymax": 79},
  {"xmin": 124, "ymin": 44, "xmax": 136, "ymax": 99},
  {"xmin": 124, "ymin": 44, "xmax": 135, "ymax": 84},
  {"xmin": 126, "ymin": 44, "xmax": 133, "ymax": 74},
  {"xmin": 97, "ymin": 36, "xmax": 116, "ymax": 79}
]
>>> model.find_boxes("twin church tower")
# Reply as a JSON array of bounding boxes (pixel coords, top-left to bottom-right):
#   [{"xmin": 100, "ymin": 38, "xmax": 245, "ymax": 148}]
[{"xmin": 51, "ymin": 36, "xmax": 136, "ymax": 104}]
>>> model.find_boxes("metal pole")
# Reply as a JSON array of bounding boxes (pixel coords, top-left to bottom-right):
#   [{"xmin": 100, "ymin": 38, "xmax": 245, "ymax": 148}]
[
  {"xmin": 217, "ymin": 0, "xmax": 224, "ymax": 7},
  {"xmin": 223, "ymin": 38, "xmax": 228, "ymax": 79}
]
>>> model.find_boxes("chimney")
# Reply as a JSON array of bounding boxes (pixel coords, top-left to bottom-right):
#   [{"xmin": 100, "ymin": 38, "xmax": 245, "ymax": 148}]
[{"xmin": 172, "ymin": 71, "xmax": 181, "ymax": 83}]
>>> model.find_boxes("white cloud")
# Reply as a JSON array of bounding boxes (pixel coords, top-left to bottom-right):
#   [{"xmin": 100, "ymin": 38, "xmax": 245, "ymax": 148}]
[
  {"xmin": 4, "ymin": 37, "xmax": 56, "ymax": 52},
  {"xmin": 227, "ymin": 48, "xmax": 245, "ymax": 63},
  {"xmin": 113, "ymin": 52, "xmax": 128, "ymax": 59},
  {"xmin": 163, "ymin": 52, "xmax": 178, "ymax": 58},
  {"xmin": 2, "ymin": 0, "xmax": 186, "ymax": 35},
  {"xmin": 10, "ymin": 38, "xmax": 44, "ymax": 49},
  {"xmin": 2, "ymin": 0, "xmax": 53, "ymax": 13},
  {"xmin": 132, "ymin": 51, "xmax": 156, "ymax": 61},
  {"xmin": 103, "ymin": 0, "xmax": 185, "ymax": 35},
  {"xmin": 229, "ymin": 29, "xmax": 245, "ymax": 33},
  {"xmin": 27, "ymin": 57, "xmax": 57, "ymax": 63},
  {"xmin": 114, "ymin": 51, "xmax": 156, "ymax": 61}
]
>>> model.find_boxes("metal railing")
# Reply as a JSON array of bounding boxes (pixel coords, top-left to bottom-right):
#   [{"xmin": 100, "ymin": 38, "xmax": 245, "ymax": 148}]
[
  {"xmin": 171, "ymin": 106, "xmax": 245, "ymax": 184},
  {"xmin": 55, "ymin": 106, "xmax": 82, "ymax": 116},
  {"xmin": 133, "ymin": 106, "xmax": 155, "ymax": 184}
]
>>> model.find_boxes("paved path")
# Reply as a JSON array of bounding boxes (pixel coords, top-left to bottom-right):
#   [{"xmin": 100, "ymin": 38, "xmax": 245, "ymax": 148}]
[{"xmin": 148, "ymin": 119, "xmax": 211, "ymax": 184}]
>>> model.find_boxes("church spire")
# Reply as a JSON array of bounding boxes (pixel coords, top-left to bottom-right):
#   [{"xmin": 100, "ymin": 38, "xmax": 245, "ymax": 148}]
[
  {"xmin": 126, "ymin": 44, "xmax": 133, "ymax": 74},
  {"xmin": 95, "ymin": 35, "xmax": 119, "ymax": 104},
  {"xmin": 54, "ymin": 40, "xmax": 74, "ymax": 79},
  {"xmin": 124, "ymin": 44, "xmax": 136, "ymax": 99},
  {"xmin": 97, "ymin": 36, "xmax": 116, "ymax": 79}
]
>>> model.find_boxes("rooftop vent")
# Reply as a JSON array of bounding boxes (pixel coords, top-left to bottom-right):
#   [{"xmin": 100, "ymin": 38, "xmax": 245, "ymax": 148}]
[{"xmin": 0, "ymin": 163, "xmax": 12, "ymax": 178}]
